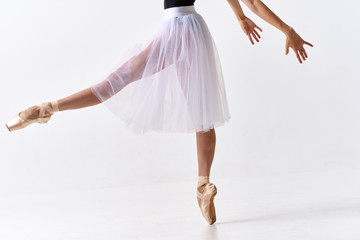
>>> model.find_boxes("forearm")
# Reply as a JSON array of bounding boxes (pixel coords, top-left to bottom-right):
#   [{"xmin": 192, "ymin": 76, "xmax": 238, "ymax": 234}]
[
  {"xmin": 241, "ymin": 0, "xmax": 292, "ymax": 35},
  {"xmin": 227, "ymin": 0, "xmax": 247, "ymax": 21}
]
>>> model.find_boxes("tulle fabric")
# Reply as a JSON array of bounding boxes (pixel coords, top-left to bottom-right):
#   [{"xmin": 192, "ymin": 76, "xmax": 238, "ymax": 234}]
[{"xmin": 90, "ymin": 5, "xmax": 231, "ymax": 134}]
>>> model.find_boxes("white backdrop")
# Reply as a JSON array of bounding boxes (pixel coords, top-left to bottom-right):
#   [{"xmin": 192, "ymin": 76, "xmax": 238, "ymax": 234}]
[{"xmin": 0, "ymin": 0, "xmax": 359, "ymax": 196}]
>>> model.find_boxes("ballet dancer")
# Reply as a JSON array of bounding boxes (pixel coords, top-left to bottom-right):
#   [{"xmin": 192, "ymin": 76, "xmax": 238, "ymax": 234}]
[{"xmin": 6, "ymin": 0, "xmax": 313, "ymax": 225}]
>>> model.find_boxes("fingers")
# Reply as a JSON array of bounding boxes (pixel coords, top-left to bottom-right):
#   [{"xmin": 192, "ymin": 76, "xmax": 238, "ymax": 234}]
[
  {"xmin": 294, "ymin": 49, "xmax": 302, "ymax": 64},
  {"xmin": 289, "ymin": 46, "xmax": 310, "ymax": 64},
  {"xmin": 301, "ymin": 46, "xmax": 308, "ymax": 58},
  {"xmin": 253, "ymin": 29, "xmax": 261, "ymax": 39},
  {"xmin": 284, "ymin": 36, "xmax": 312, "ymax": 63},
  {"xmin": 255, "ymin": 25, "xmax": 262, "ymax": 32},
  {"xmin": 298, "ymin": 45, "xmax": 309, "ymax": 63},
  {"xmin": 285, "ymin": 42, "xmax": 289, "ymax": 55},
  {"xmin": 298, "ymin": 49, "xmax": 306, "ymax": 61},
  {"xmin": 304, "ymin": 41, "xmax": 313, "ymax": 47},
  {"xmin": 248, "ymin": 34, "xmax": 254, "ymax": 45},
  {"xmin": 252, "ymin": 32, "xmax": 259, "ymax": 43},
  {"xmin": 248, "ymin": 29, "xmax": 261, "ymax": 45},
  {"xmin": 242, "ymin": 21, "xmax": 262, "ymax": 45}
]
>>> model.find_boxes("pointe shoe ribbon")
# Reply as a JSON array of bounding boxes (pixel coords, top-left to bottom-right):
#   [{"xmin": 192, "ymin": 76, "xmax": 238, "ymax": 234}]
[
  {"xmin": 39, "ymin": 101, "xmax": 59, "ymax": 118},
  {"xmin": 6, "ymin": 100, "xmax": 59, "ymax": 132},
  {"xmin": 197, "ymin": 182, "xmax": 217, "ymax": 225}
]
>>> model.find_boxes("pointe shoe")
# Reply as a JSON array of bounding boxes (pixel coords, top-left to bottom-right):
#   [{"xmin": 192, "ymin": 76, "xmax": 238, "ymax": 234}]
[
  {"xmin": 6, "ymin": 100, "xmax": 59, "ymax": 132},
  {"xmin": 197, "ymin": 182, "xmax": 217, "ymax": 225}
]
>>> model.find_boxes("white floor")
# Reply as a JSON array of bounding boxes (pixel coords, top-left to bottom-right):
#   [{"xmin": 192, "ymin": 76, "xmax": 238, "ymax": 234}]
[{"xmin": 0, "ymin": 166, "xmax": 359, "ymax": 240}]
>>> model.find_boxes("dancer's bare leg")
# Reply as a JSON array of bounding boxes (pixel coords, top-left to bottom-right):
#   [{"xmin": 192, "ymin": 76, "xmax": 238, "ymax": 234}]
[
  {"xmin": 57, "ymin": 88, "xmax": 101, "ymax": 111},
  {"xmin": 196, "ymin": 128, "xmax": 216, "ymax": 177},
  {"xmin": 196, "ymin": 127, "xmax": 217, "ymax": 221},
  {"xmin": 196, "ymin": 127, "xmax": 216, "ymax": 195},
  {"xmin": 19, "ymin": 40, "xmax": 160, "ymax": 119},
  {"xmin": 54, "ymin": 36, "xmax": 177, "ymax": 111},
  {"xmin": 16, "ymin": 34, "xmax": 180, "ymax": 122},
  {"xmin": 19, "ymin": 88, "xmax": 101, "ymax": 119}
]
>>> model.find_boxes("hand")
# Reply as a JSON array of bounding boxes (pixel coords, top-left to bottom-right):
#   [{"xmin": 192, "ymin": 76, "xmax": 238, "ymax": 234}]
[
  {"xmin": 285, "ymin": 28, "xmax": 313, "ymax": 64},
  {"xmin": 238, "ymin": 16, "xmax": 263, "ymax": 45}
]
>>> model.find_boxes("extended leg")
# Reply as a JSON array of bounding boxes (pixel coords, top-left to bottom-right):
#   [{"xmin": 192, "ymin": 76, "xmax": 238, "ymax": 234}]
[
  {"xmin": 57, "ymin": 40, "xmax": 158, "ymax": 111},
  {"xmin": 89, "ymin": 37, "xmax": 177, "ymax": 103},
  {"xmin": 18, "ymin": 38, "xmax": 172, "ymax": 119},
  {"xmin": 8, "ymin": 31, "xmax": 183, "ymax": 131},
  {"xmin": 57, "ymin": 88, "xmax": 101, "ymax": 111}
]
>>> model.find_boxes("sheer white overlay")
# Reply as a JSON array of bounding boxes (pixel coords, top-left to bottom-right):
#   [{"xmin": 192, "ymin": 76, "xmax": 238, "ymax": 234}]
[{"xmin": 90, "ymin": 5, "xmax": 231, "ymax": 134}]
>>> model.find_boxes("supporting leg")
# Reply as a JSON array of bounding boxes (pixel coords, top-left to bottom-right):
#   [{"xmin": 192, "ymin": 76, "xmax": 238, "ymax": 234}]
[
  {"xmin": 196, "ymin": 128, "xmax": 216, "ymax": 177},
  {"xmin": 196, "ymin": 127, "xmax": 216, "ymax": 206},
  {"xmin": 195, "ymin": 128, "xmax": 218, "ymax": 224}
]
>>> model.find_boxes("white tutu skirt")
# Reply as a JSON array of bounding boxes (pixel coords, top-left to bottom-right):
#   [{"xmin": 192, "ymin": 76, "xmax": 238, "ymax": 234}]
[{"xmin": 90, "ymin": 5, "xmax": 231, "ymax": 134}]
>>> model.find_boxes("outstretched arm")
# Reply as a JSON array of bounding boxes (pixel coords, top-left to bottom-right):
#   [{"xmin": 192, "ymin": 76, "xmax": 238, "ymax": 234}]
[{"xmin": 227, "ymin": 0, "xmax": 313, "ymax": 64}]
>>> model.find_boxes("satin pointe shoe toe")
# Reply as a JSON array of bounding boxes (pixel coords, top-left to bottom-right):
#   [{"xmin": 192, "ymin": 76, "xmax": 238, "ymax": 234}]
[
  {"xmin": 197, "ymin": 182, "xmax": 217, "ymax": 225},
  {"xmin": 6, "ymin": 100, "xmax": 59, "ymax": 132}
]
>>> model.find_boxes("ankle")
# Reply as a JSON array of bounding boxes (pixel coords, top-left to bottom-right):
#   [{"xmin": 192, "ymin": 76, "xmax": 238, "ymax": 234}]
[
  {"xmin": 197, "ymin": 175, "xmax": 210, "ymax": 188},
  {"xmin": 48, "ymin": 100, "xmax": 59, "ymax": 113}
]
